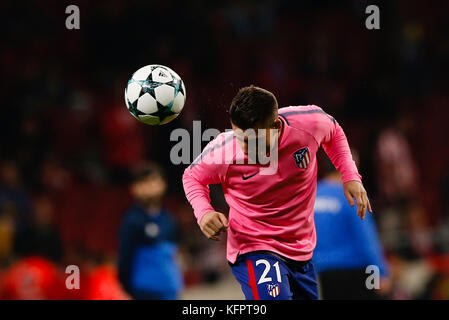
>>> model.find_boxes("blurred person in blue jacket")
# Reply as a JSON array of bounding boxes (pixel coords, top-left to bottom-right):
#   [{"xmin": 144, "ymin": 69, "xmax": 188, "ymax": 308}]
[
  {"xmin": 313, "ymin": 153, "xmax": 391, "ymax": 299},
  {"xmin": 118, "ymin": 162, "xmax": 183, "ymax": 300}
]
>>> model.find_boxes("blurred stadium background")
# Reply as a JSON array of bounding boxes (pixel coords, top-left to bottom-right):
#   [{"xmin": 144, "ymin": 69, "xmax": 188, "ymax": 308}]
[{"xmin": 1, "ymin": 0, "xmax": 449, "ymax": 299}]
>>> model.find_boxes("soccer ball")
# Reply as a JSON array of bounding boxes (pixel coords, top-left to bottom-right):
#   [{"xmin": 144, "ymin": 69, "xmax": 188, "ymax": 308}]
[{"xmin": 124, "ymin": 64, "xmax": 186, "ymax": 125}]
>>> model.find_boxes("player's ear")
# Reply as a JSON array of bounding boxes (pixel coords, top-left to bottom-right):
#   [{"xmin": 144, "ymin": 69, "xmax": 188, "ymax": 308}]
[{"xmin": 273, "ymin": 118, "xmax": 282, "ymax": 130}]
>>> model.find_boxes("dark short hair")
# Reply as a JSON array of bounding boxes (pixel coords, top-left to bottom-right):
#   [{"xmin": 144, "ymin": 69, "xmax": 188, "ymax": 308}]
[
  {"xmin": 229, "ymin": 85, "xmax": 278, "ymax": 129},
  {"xmin": 130, "ymin": 162, "xmax": 165, "ymax": 183}
]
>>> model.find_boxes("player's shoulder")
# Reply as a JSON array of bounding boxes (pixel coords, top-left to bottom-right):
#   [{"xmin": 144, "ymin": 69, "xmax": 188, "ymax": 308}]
[
  {"xmin": 279, "ymin": 104, "xmax": 324, "ymax": 114},
  {"xmin": 279, "ymin": 105, "xmax": 336, "ymax": 141},
  {"xmin": 278, "ymin": 105, "xmax": 328, "ymax": 124}
]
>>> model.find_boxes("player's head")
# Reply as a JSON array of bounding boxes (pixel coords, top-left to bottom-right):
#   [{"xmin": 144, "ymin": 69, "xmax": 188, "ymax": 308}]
[
  {"xmin": 130, "ymin": 162, "xmax": 167, "ymax": 203},
  {"xmin": 229, "ymin": 85, "xmax": 281, "ymax": 156}
]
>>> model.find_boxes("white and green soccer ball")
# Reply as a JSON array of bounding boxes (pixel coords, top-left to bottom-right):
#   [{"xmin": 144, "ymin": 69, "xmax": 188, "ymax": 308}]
[{"xmin": 124, "ymin": 64, "xmax": 186, "ymax": 125}]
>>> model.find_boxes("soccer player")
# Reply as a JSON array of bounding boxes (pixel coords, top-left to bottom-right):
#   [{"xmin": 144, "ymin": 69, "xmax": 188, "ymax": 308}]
[
  {"xmin": 118, "ymin": 163, "xmax": 183, "ymax": 300},
  {"xmin": 313, "ymin": 155, "xmax": 390, "ymax": 299},
  {"xmin": 182, "ymin": 85, "xmax": 371, "ymax": 300}
]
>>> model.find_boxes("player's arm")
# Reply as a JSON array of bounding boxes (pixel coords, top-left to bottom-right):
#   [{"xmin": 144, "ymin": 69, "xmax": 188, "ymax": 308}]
[
  {"xmin": 182, "ymin": 137, "xmax": 229, "ymax": 240},
  {"xmin": 317, "ymin": 110, "xmax": 372, "ymax": 219}
]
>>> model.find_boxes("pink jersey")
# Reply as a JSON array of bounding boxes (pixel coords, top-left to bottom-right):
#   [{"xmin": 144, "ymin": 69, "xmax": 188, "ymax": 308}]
[{"xmin": 183, "ymin": 105, "xmax": 361, "ymax": 263}]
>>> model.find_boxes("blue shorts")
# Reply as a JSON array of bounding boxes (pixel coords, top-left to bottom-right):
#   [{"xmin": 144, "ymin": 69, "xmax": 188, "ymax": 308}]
[{"xmin": 230, "ymin": 251, "xmax": 318, "ymax": 300}]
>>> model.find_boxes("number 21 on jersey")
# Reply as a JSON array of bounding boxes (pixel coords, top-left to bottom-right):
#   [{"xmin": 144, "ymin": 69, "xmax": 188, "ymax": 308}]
[{"xmin": 256, "ymin": 259, "xmax": 282, "ymax": 284}]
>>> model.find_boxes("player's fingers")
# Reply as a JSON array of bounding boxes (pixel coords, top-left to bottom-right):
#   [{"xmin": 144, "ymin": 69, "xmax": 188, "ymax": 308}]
[
  {"xmin": 356, "ymin": 193, "xmax": 366, "ymax": 219},
  {"xmin": 207, "ymin": 221, "xmax": 220, "ymax": 233},
  {"xmin": 345, "ymin": 191, "xmax": 355, "ymax": 207},
  {"xmin": 201, "ymin": 225, "xmax": 214, "ymax": 237},
  {"xmin": 210, "ymin": 217, "xmax": 224, "ymax": 231},
  {"xmin": 200, "ymin": 225, "xmax": 210, "ymax": 238},
  {"xmin": 362, "ymin": 192, "xmax": 370, "ymax": 217},
  {"xmin": 202, "ymin": 226, "xmax": 219, "ymax": 240},
  {"xmin": 209, "ymin": 232, "xmax": 220, "ymax": 241},
  {"xmin": 217, "ymin": 213, "xmax": 229, "ymax": 228},
  {"xmin": 360, "ymin": 192, "xmax": 368, "ymax": 216},
  {"xmin": 355, "ymin": 193, "xmax": 362, "ymax": 215},
  {"xmin": 366, "ymin": 195, "xmax": 373, "ymax": 213},
  {"xmin": 206, "ymin": 224, "xmax": 220, "ymax": 237},
  {"xmin": 360, "ymin": 205, "xmax": 366, "ymax": 220}
]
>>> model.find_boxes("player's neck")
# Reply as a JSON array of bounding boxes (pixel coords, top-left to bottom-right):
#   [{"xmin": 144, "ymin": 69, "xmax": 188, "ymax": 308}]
[
  {"xmin": 277, "ymin": 116, "xmax": 284, "ymax": 142},
  {"xmin": 267, "ymin": 118, "xmax": 283, "ymax": 153}
]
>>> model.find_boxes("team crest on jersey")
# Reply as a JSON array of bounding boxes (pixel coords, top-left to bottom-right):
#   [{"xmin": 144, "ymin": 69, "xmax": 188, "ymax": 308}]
[
  {"xmin": 293, "ymin": 147, "xmax": 310, "ymax": 169},
  {"xmin": 267, "ymin": 284, "xmax": 280, "ymax": 298}
]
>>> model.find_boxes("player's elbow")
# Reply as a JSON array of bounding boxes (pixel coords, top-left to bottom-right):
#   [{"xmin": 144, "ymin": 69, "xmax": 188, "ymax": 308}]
[{"xmin": 182, "ymin": 167, "xmax": 192, "ymax": 190}]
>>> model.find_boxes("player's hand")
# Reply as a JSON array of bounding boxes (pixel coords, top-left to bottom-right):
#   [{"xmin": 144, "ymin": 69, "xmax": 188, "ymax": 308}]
[
  {"xmin": 200, "ymin": 211, "xmax": 228, "ymax": 241},
  {"xmin": 343, "ymin": 180, "xmax": 372, "ymax": 219}
]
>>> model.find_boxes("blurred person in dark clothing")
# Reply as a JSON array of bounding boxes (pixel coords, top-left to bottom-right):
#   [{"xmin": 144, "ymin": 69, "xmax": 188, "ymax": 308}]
[
  {"xmin": 313, "ymin": 154, "xmax": 391, "ymax": 300},
  {"xmin": 13, "ymin": 195, "xmax": 63, "ymax": 262},
  {"xmin": 0, "ymin": 161, "xmax": 63, "ymax": 265},
  {"xmin": 0, "ymin": 203, "xmax": 16, "ymax": 266},
  {"xmin": 0, "ymin": 160, "xmax": 33, "ymax": 234},
  {"xmin": 118, "ymin": 163, "xmax": 183, "ymax": 300}
]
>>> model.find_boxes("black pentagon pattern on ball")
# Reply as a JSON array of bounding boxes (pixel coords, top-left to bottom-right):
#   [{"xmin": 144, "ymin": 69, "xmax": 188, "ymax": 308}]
[
  {"xmin": 150, "ymin": 65, "xmax": 162, "ymax": 72},
  {"xmin": 139, "ymin": 79, "xmax": 163, "ymax": 100},
  {"xmin": 166, "ymin": 76, "xmax": 184, "ymax": 98},
  {"xmin": 127, "ymin": 98, "xmax": 145, "ymax": 117},
  {"xmin": 163, "ymin": 67, "xmax": 185, "ymax": 98},
  {"xmin": 150, "ymin": 65, "xmax": 184, "ymax": 98},
  {"xmin": 152, "ymin": 101, "xmax": 176, "ymax": 122}
]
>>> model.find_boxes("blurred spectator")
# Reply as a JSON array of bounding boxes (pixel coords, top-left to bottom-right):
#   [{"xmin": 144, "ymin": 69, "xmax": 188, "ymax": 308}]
[
  {"xmin": 0, "ymin": 161, "xmax": 33, "ymax": 234},
  {"xmin": 0, "ymin": 256, "xmax": 65, "ymax": 300},
  {"xmin": 15, "ymin": 114, "xmax": 48, "ymax": 189},
  {"xmin": 85, "ymin": 261, "xmax": 129, "ymax": 300},
  {"xmin": 117, "ymin": 162, "xmax": 183, "ymax": 299},
  {"xmin": 13, "ymin": 195, "xmax": 63, "ymax": 262},
  {"xmin": 0, "ymin": 203, "xmax": 15, "ymax": 266},
  {"xmin": 375, "ymin": 124, "xmax": 418, "ymax": 206},
  {"xmin": 40, "ymin": 156, "xmax": 73, "ymax": 192}
]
